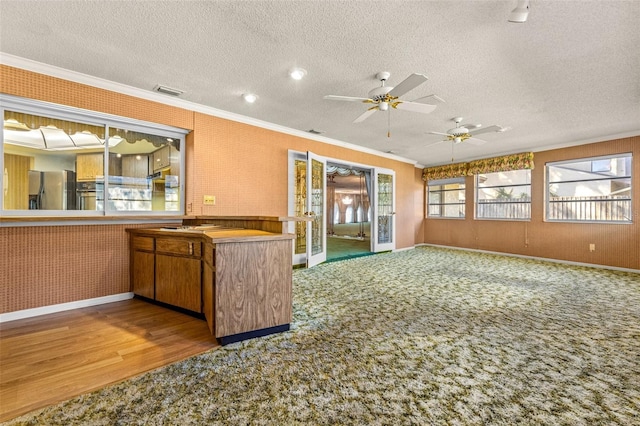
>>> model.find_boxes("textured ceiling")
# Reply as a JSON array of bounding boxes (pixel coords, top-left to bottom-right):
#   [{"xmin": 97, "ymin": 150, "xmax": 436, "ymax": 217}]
[{"xmin": 1, "ymin": 0, "xmax": 639, "ymax": 167}]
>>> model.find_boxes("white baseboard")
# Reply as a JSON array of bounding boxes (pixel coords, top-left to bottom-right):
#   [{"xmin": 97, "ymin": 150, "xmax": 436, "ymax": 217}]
[
  {"xmin": 0, "ymin": 292, "xmax": 135, "ymax": 323},
  {"xmin": 417, "ymin": 243, "xmax": 640, "ymax": 274}
]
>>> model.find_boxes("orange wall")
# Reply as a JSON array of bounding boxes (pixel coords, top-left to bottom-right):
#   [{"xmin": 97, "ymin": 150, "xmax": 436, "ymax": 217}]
[
  {"xmin": 188, "ymin": 113, "xmax": 418, "ymax": 249},
  {"xmin": 423, "ymin": 136, "xmax": 640, "ymax": 270},
  {"xmin": 0, "ymin": 65, "xmax": 420, "ymax": 314}
]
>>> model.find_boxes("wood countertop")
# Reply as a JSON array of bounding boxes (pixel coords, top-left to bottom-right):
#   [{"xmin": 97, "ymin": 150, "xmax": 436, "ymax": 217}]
[{"xmin": 127, "ymin": 226, "xmax": 295, "ymax": 243}]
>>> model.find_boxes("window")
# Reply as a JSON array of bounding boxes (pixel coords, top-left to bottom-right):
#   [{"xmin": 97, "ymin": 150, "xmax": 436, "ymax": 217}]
[
  {"xmin": 546, "ymin": 154, "xmax": 632, "ymax": 222},
  {"xmin": 427, "ymin": 178, "xmax": 465, "ymax": 218},
  {"xmin": 1, "ymin": 94, "xmax": 188, "ymax": 217},
  {"xmin": 476, "ymin": 169, "xmax": 531, "ymax": 220}
]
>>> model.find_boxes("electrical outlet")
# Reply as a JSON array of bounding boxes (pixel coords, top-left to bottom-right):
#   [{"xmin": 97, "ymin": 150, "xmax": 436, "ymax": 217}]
[
  {"xmin": 589, "ymin": 243, "xmax": 595, "ymax": 252},
  {"xmin": 203, "ymin": 195, "xmax": 215, "ymax": 205}
]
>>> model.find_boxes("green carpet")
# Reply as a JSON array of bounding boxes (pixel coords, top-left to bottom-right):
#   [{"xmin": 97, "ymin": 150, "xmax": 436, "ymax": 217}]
[
  {"xmin": 5, "ymin": 246, "xmax": 640, "ymax": 425},
  {"xmin": 326, "ymin": 236, "xmax": 371, "ymax": 262}
]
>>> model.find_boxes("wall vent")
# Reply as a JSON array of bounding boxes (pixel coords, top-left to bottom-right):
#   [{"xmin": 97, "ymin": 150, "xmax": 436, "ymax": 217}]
[{"xmin": 153, "ymin": 84, "xmax": 184, "ymax": 97}]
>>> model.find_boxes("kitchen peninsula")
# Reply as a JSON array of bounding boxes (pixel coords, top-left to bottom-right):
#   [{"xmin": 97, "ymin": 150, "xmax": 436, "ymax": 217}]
[{"xmin": 127, "ymin": 223, "xmax": 295, "ymax": 345}]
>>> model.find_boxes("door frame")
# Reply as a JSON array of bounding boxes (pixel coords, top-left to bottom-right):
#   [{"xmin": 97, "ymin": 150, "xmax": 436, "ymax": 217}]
[
  {"xmin": 287, "ymin": 151, "xmax": 396, "ymax": 266},
  {"xmin": 372, "ymin": 167, "xmax": 396, "ymax": 252}
]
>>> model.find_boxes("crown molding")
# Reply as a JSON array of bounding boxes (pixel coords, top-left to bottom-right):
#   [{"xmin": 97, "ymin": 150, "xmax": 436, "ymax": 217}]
[{"xmin": 0, "ymin": 52, "xmax": 416, "ymax": 166}]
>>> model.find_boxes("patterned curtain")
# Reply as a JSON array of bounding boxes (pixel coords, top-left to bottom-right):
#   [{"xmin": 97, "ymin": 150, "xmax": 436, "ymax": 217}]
[
  {"xmin": 467, "ymin": 152, "xmax": 534, "ymax": 175},
  {"xmin": 422, "ymin": 152, "xmax": 534, "ymax": 182},
  {"xmin": 422, "ymin": 162, "xmax": 468, "ymax": 182}
]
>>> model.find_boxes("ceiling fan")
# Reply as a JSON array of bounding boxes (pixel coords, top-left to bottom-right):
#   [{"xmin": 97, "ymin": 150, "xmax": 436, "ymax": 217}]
[
  {"xmin": 427, "ymin": 117, "xmax": 508, "ymax": 146},
  {"xmin": 324, "ymin": 71, "xmax": 443, "ymax": 125}
]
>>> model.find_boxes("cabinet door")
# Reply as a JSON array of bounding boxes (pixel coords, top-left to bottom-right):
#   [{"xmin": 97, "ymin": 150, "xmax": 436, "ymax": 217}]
[
  {"xmin": 132, "ymin": 250, "xmax": 155, "ymax": 299},
  {"xmin": 122, "ymin": 155, "xmax": 149, "ymax": 179},
  {"xmin": 155, "ymin": 254, "xmax": 201, "ymax": 312},
  {"xmin": 76, "ymin": 153, "xmax": 103, "ymax": 181},
  {"xmin": 152, "ymin": 145, "xmax": 171, "ymax": 171}
]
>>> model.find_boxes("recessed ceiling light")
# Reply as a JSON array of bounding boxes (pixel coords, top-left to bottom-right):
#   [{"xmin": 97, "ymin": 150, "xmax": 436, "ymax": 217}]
[
  {"xmin": 289, "ymin": 68, "xmax": 307, "ymax": 80},
  {"xmin": 243, "ymin": 93, "xmax": 258, "ymax": 103}
]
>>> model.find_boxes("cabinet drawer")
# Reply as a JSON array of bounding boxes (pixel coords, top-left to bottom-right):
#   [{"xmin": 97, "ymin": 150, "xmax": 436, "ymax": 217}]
[
  {"xmin": 132, "ymin": 236, "xmax": 155, "ymax": 251},
  {"xmin": 156, "ymin": 238, "xmax": 202, "ymax": 257}
]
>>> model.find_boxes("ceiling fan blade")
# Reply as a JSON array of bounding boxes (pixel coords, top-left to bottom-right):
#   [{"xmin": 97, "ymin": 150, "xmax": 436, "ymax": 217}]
[
  {"xmin": 353, "ymin": 107, "xmax": 378, "ymax": 123},
  {"xmin": 388, "ymin": 73, "xmax": 428, "ymax": 98},
  {"xmin": 324, "ymin": 95, "xmax": 372, "ymax": 103},
  {"xmin": 466, "ymin": 137, "xmax": 487, "ymax": 145},
  {"xmin": 394, "ymin": 101, "xmax": 437, "ymax": 114},
  {"xmin": 428, "ymin": 131, "xmax": 450, "ymax": 137},
  {"xmin": 469, "ymin": 125, "xmax": 504, "ymax": 136},
  {"xmin": 425, "ymin": 139, "xmax": 448, "ymax": 147},
  {"xmin": 411, "ymin": 94, "xmax": 445, "ymax": 104}
]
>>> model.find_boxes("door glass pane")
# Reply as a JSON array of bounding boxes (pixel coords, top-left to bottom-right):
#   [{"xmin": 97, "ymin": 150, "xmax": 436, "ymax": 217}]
[
  {"xmin": 294, "ymin": 159, "xmax": 307, "ymax": 255},
  {"xmin": 311, "ymin": 158, "xmax": 324, "ymax": 255},
  {"xmin": 377, "ymin": 173, "xmax": 393, "ymax": 244}
]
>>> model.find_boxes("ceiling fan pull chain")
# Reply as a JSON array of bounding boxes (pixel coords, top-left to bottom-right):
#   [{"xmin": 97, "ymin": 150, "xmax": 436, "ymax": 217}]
[{"xmin": 387, "ymin": 109, "xmax": 391, "ymax": 138}]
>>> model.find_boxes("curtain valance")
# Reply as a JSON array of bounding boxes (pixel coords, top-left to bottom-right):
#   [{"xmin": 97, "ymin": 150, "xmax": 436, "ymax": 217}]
[
  {"xmin": 422, "ymin": 152, "xmax": 534, "ymax": 182},
  {"xmin": 467, "ymin": 152, "xmax": 534, "ymax": 176},
  {"xmin": 422, "ymin": 162, "xmax": 468, "ymax": 181},
  {"xmin": 327, "ymin": 166, "xmax": 364, "ymax": 177}
]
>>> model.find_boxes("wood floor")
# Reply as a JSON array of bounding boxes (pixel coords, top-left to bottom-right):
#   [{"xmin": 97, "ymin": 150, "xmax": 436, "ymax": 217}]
[{"xmin": 0, "ymin": 298, "xmax": 219, "ymax": 422}]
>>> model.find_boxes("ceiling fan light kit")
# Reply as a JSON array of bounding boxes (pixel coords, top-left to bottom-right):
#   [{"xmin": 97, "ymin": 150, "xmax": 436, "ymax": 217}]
[
  {"xmin": 427, "ymin": 117, "xmax": 508, "ymax": 147},
  {"xmin": 324, "ymin": 71, "xmax": 441, "ymax": 133}
]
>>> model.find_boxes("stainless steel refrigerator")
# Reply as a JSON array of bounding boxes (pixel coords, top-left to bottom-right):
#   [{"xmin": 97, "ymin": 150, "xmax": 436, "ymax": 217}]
[{"xmin": 28, "ymin": 170, "xmax": 77, "ymax": 210}]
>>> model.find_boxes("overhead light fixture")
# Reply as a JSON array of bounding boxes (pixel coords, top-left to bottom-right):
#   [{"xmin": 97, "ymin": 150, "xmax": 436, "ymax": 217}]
[
  {"xmin": 153, "ymin": 84, "xmax": 184, "ymax": 97},
  {"xmin": 289, "ymin": 68, "xmax": 307, "ymax": 80},
  {"xmin": 509, "ymin": 0, "xmax": 530, "ymax": 23},
  {"xmin": 3, "ymin": 118, "xmax": 31, "ymax": 131},
  {"xmin": 243, "ymin": 93, "xmax": 258, "ymax": 103}
]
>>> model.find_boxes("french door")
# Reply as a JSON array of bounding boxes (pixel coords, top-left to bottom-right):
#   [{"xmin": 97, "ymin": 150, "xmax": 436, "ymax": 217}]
[
  {"xmin": 288, "ymin": 151, "xmax": 395, "ymax": 267},
  {"xmin": 305, "ymin": 152, "xmax": 326, "ymax": 267},
  {"xmin": 372, "ymin": 167, "xmax": 396, "ymax": 252}
]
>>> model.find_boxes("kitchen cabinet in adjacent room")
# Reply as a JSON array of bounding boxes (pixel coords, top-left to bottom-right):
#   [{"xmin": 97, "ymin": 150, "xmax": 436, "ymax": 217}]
[
  {"xmin": 76, "ymin": 153, "xmax": 103, "ymax": 181},
  {"xmin": 152, "ymin": 145, "xmax": 171, "ymax": 172},
  {"xmin": 76, "ymin": 153, "xmax": 121, "ymax": 181},
  {"xmin": 121, "ymin": 155, "xmax": 148, "ymax": 179}
]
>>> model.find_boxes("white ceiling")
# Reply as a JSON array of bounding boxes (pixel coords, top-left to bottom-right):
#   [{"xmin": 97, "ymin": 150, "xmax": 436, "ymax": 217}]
[{"xmin": 1, "ymin": 1, "xmax": 639, "ymax": 167}]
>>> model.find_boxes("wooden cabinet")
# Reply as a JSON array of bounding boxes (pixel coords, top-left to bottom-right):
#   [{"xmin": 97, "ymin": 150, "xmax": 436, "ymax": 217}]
[
  {"xmin": 3, "ymin": 153, "xmax": 33, "ymax": 210},
  {"xmin": 76, "ymin": 153, "xmax": 121, "ymax": 181},
  {"xmin": 121, "ymin": 155, "xmax": 148, "ymax": 179},
  {"xmin": 130, "ymin": 234, "xmax": 202, "ymax": 313},
  {"xmin": 131, "ymin": 236, "xmax": 155, "ymax": 299},
  {"xmin": 76, "ymin": 153, "xmax": 103, "ymax": 181},
  {"xmin": 212, "ymin": 239, "xmax": 292, "ymax": 341},
  {"xmin": 152, "ymin": 145, "xmax": 171, "ymax": 171},
  {"xmin": 127, "ymin": 226, "xmax": 294, "ymax": 344},
  {"xmin": 155, "ymin": 238, "xmax": 202, "ymax": 312}
]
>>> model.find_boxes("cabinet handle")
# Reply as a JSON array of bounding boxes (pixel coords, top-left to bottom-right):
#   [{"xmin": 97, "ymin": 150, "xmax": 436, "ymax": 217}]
[{"xmin": 188, "ymin": 242, "xmax": 193, "ymax": 255}]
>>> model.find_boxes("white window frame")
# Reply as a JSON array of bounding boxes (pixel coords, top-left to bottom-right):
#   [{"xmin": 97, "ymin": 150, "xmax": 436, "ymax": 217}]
[
  {"xmin": 475, "ymin": 169, "xmax": 531, "ymax": 221},
  {"xmin": 545, "ymin": 153, "xmax": 632, "ymax": 223},
  {"xmin": 427, "ymin": 177, "xmax": 466, "ymax": 219},
  {"xmin": 1, "ymin": 94, "xmax": 189, "ymax": 217}
]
